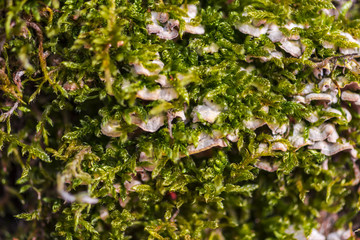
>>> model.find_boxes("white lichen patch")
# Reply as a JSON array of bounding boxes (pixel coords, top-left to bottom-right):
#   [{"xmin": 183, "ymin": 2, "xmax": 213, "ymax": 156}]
[
  {"xmin": 339, "ymin": 32, "xmax": 360, "ymax": 55},
  {"xmin": 289, "ymin": 122, "xmax": 313, "ymax": 149},
  {"xmin": 124, "ymin": 179, "xmax": 142, "ymax": 192},
  {"xmin": 172, "ymin": 110, "xmax": 186, "ymax": 121},
  {"xmin": 236, "ymin": 23, "xmax": 268, "ymax": 37},
  {"xmin": 132, "ymin": 59, "xmax": 164, "ymax": 76},
  {"xmin": 271, "ymin": 142, "xmax": 288, "ymax": 152},
  {"xmin": 136, "ymin": 87, "xmax": 178, "ymax": 101},
  {"xmin": 139, "ymin": 152, "xmax": 155, "ymax": 171},
  {"xmin": 318, "ymin": 78, "xmax": 335, "ymax": 92},
  {"xmin": 146, "ymin": 12, "xmax": 179, "ymax": 40},
  {"xmin": 305, "ymin": 93, "xmax": 334, "ymax": 104},
  {"xmin": 256, "ymin": 48, "xmax": 283, "ymax": 62},
  {"xmin": 136, "ymin": 75, "xmax": 179, "ymax": 101},
  {"xmin": 256, "ymin": 143, "xmax": 270, "ymax": 155},
  {"xmin": 327, "ymin": 229, "xmax": 352, "ymax": 240},
  {"xmin": 202, "ymin": 43, "xmax": 219, "ymax": 54},
  {"xmin": 322, "ymin": 40, "xmax": 335, "ymax": 49},
  {"xmin": 101, "ymin": 120, "xmax": 122, "ymax": 137},
  {"xmin": 341, "ymin": 90, "xmax": 360, "ymax": 105},
  {"xmin": 279, "ymin": 39, "xmax": 302, "ymax": 57},
  {"xmin": 324, "ymin": 107, "xmax": 352, "ymax": 123},
  {"xmin": 192, "ymin": 99, "xmax": 222, "ymax": 123},
  {"xmin": 255, "ymin": 159, "xmax": 280, "ymax": 172},
  {"xmin": 267, "ymin": 24, "xmax": 284, "ymax": 42},
  {"xmin": 268, "ymin": 123, "xmax": 288, "ymax": 135},
  {"xmin": 226, "ymin": 129, "xmax": 239, "ymax": 142},
  {"xmin": 184, "ymin": 25, "xmax": 205, "ymax": 35},
  {"xmin": 147, "ymin": 5, "xmax": 204, "ymax": 40},
  {"xmin": 305, "ymin": 111, "xmax": 319, "ymax": 123},
  {"xmin": 130, "ymin": 114, "xmax": 165, "ymax": 132},
  {"xmin": 243, "ymin": 117, "xmax": 266, "ymax": 130},
  {"xmin": 308, "ymin": 139, "xmax": 354, "ymax": 156},
  {"xmin": 186, "ymin": 133, "xmax": 227, "ymax": 155},
  {"xmin": 181, "ymin": 4, "xmax": 205, "ymax": 35},
  {"xmin": 308, "ymin": 123, "xmax": 339, "ymax": 143}
]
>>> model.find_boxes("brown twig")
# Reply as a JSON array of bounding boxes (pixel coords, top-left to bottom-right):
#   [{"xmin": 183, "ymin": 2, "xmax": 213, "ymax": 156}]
[
  {"xmin": 170, "ymin": 208, "xmax": 180, "ymax": 222},
  {"xmin": 0, "ymin": 101, "xmax": 19, "ymax": 122},
  {"xmin": 26, "ymin": 22, "xmax": 52, "ymax": 84},
  {"xmin": 311, "ymin": 53, "xmax": 360, "ymax": 68}
]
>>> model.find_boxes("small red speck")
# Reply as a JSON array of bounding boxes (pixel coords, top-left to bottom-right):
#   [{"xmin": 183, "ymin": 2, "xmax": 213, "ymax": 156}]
[{"xmin": 169, "ymin": 192, "xmax": 177, "ymax": 200}]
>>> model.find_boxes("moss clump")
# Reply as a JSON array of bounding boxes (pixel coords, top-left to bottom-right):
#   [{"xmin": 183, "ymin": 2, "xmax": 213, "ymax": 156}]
[{"xmin": 1, "ymin": 0, "xmax": 360, "ymax": 239}]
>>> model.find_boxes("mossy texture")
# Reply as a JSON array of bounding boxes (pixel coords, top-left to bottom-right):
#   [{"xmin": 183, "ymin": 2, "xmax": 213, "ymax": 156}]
[{"xmin": 1, "ymin": 0, "xmax": 360, "ymax": 239}]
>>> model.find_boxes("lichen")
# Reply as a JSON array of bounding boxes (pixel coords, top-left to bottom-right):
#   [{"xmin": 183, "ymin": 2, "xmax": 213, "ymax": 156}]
[{"xmin": 2, "ymin": 0, "xmax": 360, "ymax": 239}]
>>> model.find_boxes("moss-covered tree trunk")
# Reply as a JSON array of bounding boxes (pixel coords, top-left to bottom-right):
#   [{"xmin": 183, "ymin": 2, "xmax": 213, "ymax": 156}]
[{"xmin": 1, "ymin": 0, "xmax": 360, "ymax": 239}]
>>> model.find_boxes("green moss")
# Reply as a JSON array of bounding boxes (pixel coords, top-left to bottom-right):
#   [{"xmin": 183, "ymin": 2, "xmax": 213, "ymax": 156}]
[{"xmin": 1, "ymin": 0, "xmax": 360, "ymax": 239}]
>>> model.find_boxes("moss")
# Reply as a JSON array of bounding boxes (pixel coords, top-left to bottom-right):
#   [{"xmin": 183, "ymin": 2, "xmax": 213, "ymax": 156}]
[{"xmin": 1, "ymin": 0, "xmax": 360, "ymax": 239}]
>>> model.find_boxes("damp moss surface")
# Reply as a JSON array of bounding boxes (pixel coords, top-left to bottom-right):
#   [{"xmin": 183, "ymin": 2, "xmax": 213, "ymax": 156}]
[{"xmin": 2, "ymin": 0, "xmax": 360, "ymax": 239}]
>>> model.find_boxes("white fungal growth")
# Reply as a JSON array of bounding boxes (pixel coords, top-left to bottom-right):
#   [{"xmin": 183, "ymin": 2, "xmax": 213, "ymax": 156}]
[
  {"xmin": 279, "ymin": 39, "xmax": 302, "ymax": 57},
  {"xmin": 157, "ymin": 12, "xmax": 169, "ymax": 23},
  {"xmin": 308, "ymin": 123, "xmax": 339, "ymax": 143},
  {"xmin": 341, "ymin": 91, "xmax": 360, "ymax": 105},
  {"xmin": 327, "ymin": 229, "xmax": 352, "ymax": 240},
  {"xmin": 203, "ymin": 43, "xmax": 219, "ymax": 54},
  {"xmin": 147, "ymin": 5, "xmax": 204, "ymax": 40},
  {"xmin": 130, "ymin": 114, "xmax": 165, "ymax": 132},
  {"xmin": 146, "ymin": 12, "xmax": 179, "ymax": 40},
  {"xmin": 124, "ymin": 179, "xmax": 142, "ymax": 192},
  {"xmin": 267, "ymin": 24, "xmax": 284, "ymax": 42},
  {"xmin": 132, "ymin": 59, "xmax": 164, "ymax": 76},
  {"xmin": 181, "ymin": 4, "xmax": 205, "ymax": 35},
  {"xmin": 226, "ymin": 129, "xmax": 239, "ymax": 142},
  {"xmin": 294, "ymin": 95, "xmax": 306, "ymax": 104},
  {"xmin": 136, "ymin": 88, "xmax": 161, "ymax": 101},
  {"xmin": 271, "ymin": 142, "xmax": 288, "ymax": 152},
  {"xmin": 305, "ymin": 93, "xmax": 333, "ymax": 104},
  {"xmin": 243, "ymin": 117, "xmax": 266, "ymax": 130},
  {"xmin": 322, "ymin": 40, "xmax": 335, "ymax": 49},
  {"xmin": 270, "ymin": 135, "xmax": 288, "ymax": 152},
  {"xmin": 289, "ymin": 122, "xmax": 313, "ymax": 149},
  {"xmin": 307, "ymin": 229, "xmax": 325, "ymax": 240},
  {"xmin": 308, "ymin": 139, "xmax": 354, "ymax": 156},
  {"xmin": 192, "ymin": 99, "xmax": 222, "ymax": 123},
  {"xmin": 136, "ymin": 74, "xmax": 178, "ymax": 101},
  {"xmin": 284, "ymin": 22, "xmax": 304, "ymax": 30},
  {"xmin": 324, "ymin": 107, "xmax": 352, "ymax": 123},
  {"xmin": 101, "ymin": 120, "xmax": 122, "ymax": 137},
  {"xmin": 139, "ymin": 152, "xmax": 155, "ymax": 171},
  {"xmin": 136, "ymin": 87, "xmax": 178, "ymax": 101},
  {"xmin": 186, "ymin": 133, "xmax": 227, "ymax": 155},
  {"xmin": 185, "ymin": 25, "xmax": 205, "ymax": 35},
  {"xmin": 256, "ymin": 143, "xmax": 270, "ymax": 155},
  {"xmin": 300, "ymin": 83, "xmax": 315, "ymax": 95},
  {"xmin": 305, "ymin": 111, "xmax": 319, "ymax": 123},
  {"xmin": 259, "ymin": 51, "xmax": 283, "ymax": 62},
  {"xmin": 173, "ymin": 110, "xmax": 186, "ymax": 121},
  {"xmin": 236, "ymin": 23, "xmax": 268, "ymax": 37},
  {"xmin": 57, "ymin": 175, "xmax": 99, "ymax": 204},
  {"xmin": 318, "ymin": 78, "xmax": 334, "ymax": 92},
  {"xmin": 268, "ymin": 123, "xmax": 288, "ymax": 135},
  {"xmin": 159, "ymin": 88, "xmax": 178, "ymax": 101},
  {"xmin": 155, "ymin": 75, "xmax": 171, "ymax": 87},
  {"xmin": 339, "ymin": 32, "xmax": 360, "ymax": 55},
  {"xmin": 255, "ymin": 160, "xmax": 280, "ymax": 172}
]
